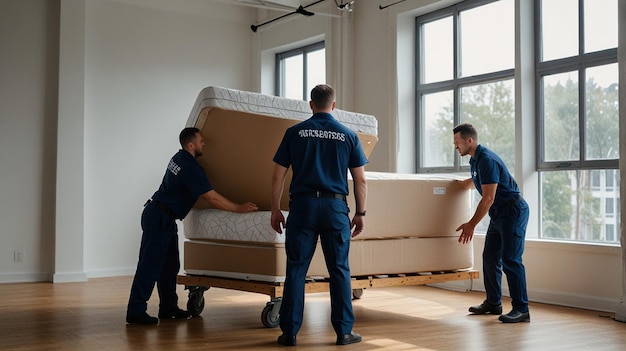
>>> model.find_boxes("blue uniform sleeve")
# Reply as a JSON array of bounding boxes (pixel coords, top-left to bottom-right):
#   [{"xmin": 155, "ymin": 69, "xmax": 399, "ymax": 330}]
[
  {"xmin": 273, "ymin": 128, "xmax": 293, "ymax": 168},
  {"xmin": 348, "ymin": 133, "xmax": 368, "ymax": 168},
  {"xmin": 184, "ymin": 162, "xmax": 213, "ymax": 198},
  {"xmin": 477, "ymin": 157, "xmax": 499, "ymax": 185}
]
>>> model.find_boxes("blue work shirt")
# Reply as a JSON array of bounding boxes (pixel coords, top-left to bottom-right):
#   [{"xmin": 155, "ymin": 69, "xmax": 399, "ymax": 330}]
[
  {"xmin": 469, "ymin": 144, "xmax": 521, "ymax": 208},
  {"xmin": 273, "ymin": 112, "xmax": 368, "ymax": 195},
  {"xmin": 151, "ymin": 149, "xmax": 213, "ymax": 219}
]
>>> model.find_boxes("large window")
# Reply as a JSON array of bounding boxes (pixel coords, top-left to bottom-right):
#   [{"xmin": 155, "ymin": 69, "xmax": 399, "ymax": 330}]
[
  {"xmin": 416, "ymin": 0, "xmax": 515, "ymax": 232},
  {"xmin": 275, "ymin": 41, "xmax": 325, "ymax": 100},
  {"xmin": 416, "ymin": 0, "xmax": 515, "ymax": 173},
  {"xmin": 537, "ymin": 0, "xmax": 619, "ymax": 243},
  {"xmin": 416, "ymin": 0, "xmax": 620, "ymax": 244}
]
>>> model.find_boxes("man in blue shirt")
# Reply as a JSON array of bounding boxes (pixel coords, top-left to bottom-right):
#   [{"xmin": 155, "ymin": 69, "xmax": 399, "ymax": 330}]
[
  {"xmin": 271, "ymin": 84, "xmax": 368, "ymax": 346},
  {"xmin": 453, "ymin": 123, "xmax": 530, "ymax": 323},
  {"xmin": 126, "ymin": 127, "xmax": 258, "ymax": 325}
]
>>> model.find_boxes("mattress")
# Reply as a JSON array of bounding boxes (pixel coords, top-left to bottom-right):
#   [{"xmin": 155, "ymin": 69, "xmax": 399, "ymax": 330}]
[
  {"xmin": 184, "ymin": 237, "xmax": 473, "ymax": 282},
  {"xmin": 184, "ymin": 171, "xmax": 471, "ymax": 242},
  {"xmin": 184, "ymin": 208, "xmax": 286, "ymax": 243},
  {"xmin": 184, "ymin": 86, "xmax": 378, "ymax": 211},
  {"xmin": 186, "ymin": 86, "xmax": 378, "ymax": 136}
]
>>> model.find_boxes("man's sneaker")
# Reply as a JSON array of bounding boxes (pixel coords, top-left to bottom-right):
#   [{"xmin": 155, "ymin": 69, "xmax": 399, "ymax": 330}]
[
  {"xmin": 126, "ymin": 312, "xmax": 159, "ymax": 325},
  {"xmin": 468, "ymin": 300, "xmax": 503, "ymax": 315},
  {"xmin": 158, "ymin": 307, "xmax": 191, "ymax": 319},
  {"xmin": 499, "ymin": 310, "xmax": 531, "ymax": 323}
]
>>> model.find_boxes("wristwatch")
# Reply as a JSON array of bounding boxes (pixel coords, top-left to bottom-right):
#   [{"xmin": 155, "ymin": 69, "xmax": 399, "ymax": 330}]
[{"xmin": 355, "ymin": 211, "xmax": 366, "ymax": 216}]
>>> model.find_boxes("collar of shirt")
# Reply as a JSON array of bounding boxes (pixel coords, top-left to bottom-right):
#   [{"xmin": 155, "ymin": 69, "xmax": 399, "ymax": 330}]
[
  {"xmin": 311, "ymin": 112, "xmax": 334, "ymax": 120},
  {"xmin": 471, "ymin": 144, "xmax": 484, "ymax": 163}
]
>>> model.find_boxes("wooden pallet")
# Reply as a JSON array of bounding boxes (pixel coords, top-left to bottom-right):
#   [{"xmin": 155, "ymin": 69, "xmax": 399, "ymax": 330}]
[{"xmin": 177, "ymin": 270, "xmax": 479, "ymax": 299}]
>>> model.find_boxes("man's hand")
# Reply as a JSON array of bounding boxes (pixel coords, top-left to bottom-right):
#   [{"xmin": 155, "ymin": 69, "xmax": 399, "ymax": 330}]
[
  {"xmin": 271, "ymin": 210, "xmax": 285, "ymax": 234},
  {"xmin": 237, "ymin": 202, "xmax": 258, "ymax": 213},
  {"xmin": 350, "ymin": 215, "xmax": 364, "ymax": 237},
  {"xmin": 456, "ymin": 222, "xmax": 475, "ymax": 244}
]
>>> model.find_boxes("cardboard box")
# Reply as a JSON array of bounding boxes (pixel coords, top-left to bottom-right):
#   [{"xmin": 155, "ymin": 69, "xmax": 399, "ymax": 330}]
[{"xmin": 347, "ymin": 172, "xmax": 471, "ymax": 239}]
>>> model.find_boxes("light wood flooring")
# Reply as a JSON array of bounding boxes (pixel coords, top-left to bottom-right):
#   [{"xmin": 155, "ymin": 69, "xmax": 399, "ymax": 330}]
[{"xmin": 0, "ymin": 276, "xmax": 624, "ymax": 350}]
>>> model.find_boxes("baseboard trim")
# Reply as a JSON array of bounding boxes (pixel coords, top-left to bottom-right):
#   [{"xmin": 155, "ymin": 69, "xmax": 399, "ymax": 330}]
[
  {"xmin": 0, "ymin": 272, "xmax": 52, "ymax": 283},
  {"xmin": 86, "ymin": 268, "xmax": 136, "ymax": 279},
  {"xmin": 52, "ymin": 272, "xmax": 88, "ymax": 283}
]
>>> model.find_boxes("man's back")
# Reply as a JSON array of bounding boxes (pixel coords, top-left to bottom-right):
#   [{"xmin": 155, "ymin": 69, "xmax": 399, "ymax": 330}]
[{"xmin": 273, "ymin": 112, "xmax": 365, "ymax": 196}]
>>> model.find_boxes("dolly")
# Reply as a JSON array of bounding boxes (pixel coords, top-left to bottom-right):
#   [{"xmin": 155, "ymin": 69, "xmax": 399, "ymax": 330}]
[{"xmin": 177, "ymin": 270, "xmax": 479, "ymax": 328}]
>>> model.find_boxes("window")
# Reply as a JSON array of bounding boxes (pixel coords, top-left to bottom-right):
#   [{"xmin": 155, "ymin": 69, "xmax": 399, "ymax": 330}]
[
  {"xmin": 416, "ymin": 0, "xmax": 515, "ymax": 232},
  {"xmin": 537, "ymin": 0, "xmax": 619, "ymax": 244},
  {"xmin": 416, "ymin": 0, "xmax": 515, "ymax": 173},
  {"xmin": 275, "ymin": 41, "xmax": 325, "ymax": 100}
]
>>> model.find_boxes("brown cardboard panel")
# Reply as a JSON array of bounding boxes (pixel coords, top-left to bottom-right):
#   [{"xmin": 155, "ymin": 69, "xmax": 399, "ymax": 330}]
[
  {"xmin": 184, "ymin": 240, "xmax": 287, "ymax": 277},
  {"xmin": 184, "ymin": 236, "xmax": 473, "ymax": 280},
  {"xmin": 193, "ymin": 107, "xmax": 377, "ymax": 211},
  {"xmin": 346, "ymin": 175, "xmax": 471, "ymax": 239}
]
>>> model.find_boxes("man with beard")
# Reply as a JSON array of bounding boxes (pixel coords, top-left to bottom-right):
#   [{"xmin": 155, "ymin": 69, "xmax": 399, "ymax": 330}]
[
  {"xmin": 126, "ymin": 127, "xmax": 258, "ymax": 325},
  {"xmin": 453, "ymin": 123, "xmax": 530, "ymax": 323}
]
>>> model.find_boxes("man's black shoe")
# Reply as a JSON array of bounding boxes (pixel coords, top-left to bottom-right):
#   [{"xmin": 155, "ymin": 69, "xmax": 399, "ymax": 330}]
[
  {"xmin": 336, "ymin": 332, "xmax": 362, "ymax": 345},
  {"xmin": 158, "ymin": 308, "xmax": 191, "ymax": 319},
  {"xmin": 126, "ymin": 312, "xmax": 159, "ymax": 325},
  {"xmin": 469, "ymin": 300, "xmax": 502, "ymax": 315},
  {"xmin": 499, "ymin": 310, "xmax": 531, "ymax": 323},
  {"xmin": 277, "ymin": 334, "xmax": 296, "ymax": 346}
]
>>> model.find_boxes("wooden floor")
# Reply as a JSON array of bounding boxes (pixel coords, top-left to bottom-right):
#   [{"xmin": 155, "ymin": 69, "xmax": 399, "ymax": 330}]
[{"xmin": 0, "ymin": 276, "xmax": 624, "ymax": 351}]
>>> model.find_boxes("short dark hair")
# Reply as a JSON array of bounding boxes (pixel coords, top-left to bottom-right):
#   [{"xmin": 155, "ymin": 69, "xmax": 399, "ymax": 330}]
[
  {"xmin": 310, "ymin": 84, "xmax": 335, "ymax": 109},
  {"xmin": 179, "ymin": 127, "xmax": 200, "ymax": 147},
  {"xmin": 453, "ymin": 123, "xmax": 478, "ymax": 141}
]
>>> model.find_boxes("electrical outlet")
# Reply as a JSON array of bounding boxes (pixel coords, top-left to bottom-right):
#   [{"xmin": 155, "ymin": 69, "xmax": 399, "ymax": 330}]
[{"xmin": 14, "ymin": 250, "xmax": 24, "ymax": 263}]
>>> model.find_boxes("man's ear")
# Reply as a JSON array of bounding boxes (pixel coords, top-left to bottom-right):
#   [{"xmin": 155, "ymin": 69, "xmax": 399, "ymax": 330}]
[{"xmin": 331, "ymin": 101, "xmax": 336, "ymax": 111}]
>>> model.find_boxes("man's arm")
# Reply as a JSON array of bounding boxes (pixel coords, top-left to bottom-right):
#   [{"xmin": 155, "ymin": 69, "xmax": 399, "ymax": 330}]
[
  {"xmin": 270, "ymin": 163, "xmax": 289, "ymax": 234},
  {"xmin": 456, "ymin": 183, "xmax": 497, "ymax": 244},
  {"xmin": 349, "ymin": 165, "xmax": 367, "ymax": 237},
  {"xmin": 200, "ymin": 190, "xmax": 258, "ymax": 213}
]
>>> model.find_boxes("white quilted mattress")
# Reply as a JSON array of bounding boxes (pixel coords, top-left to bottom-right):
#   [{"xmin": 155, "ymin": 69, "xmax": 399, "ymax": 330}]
[
  {"xmin": 186, "ymin": 86, "xmax": 378, "ymax": 136},
  {"xmin": 183, "ymin": 208, "xmax": 287, "ymax": 243}
]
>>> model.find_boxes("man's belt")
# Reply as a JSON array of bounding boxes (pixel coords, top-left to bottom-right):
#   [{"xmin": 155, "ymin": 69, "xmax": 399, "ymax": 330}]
[
  {"xmin": 145, "ymin": 199, "xmax": 175, "ymax": 219},
  {"xmin": 291, "ymin": 191, "xmax": 347, "ymax": 201}
]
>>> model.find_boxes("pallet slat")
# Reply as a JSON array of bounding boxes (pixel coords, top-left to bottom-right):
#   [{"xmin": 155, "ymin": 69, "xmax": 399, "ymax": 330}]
[{"xmin": 177, "ymin": 270, "xmax": 478, "ymax": 298}]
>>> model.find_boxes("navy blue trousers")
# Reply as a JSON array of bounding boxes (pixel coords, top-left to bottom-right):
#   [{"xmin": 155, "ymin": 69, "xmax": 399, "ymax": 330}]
[
  {"xmin": 127, "ymin": 203, "xmax": 180, "ymax": 317},
  {"xmin": 483, "ymin": 199, "xmax": 530, "ymax": 313},
  {"xmin": 280, "ymin": 197, "xmax": 354, "ymax": 336}
]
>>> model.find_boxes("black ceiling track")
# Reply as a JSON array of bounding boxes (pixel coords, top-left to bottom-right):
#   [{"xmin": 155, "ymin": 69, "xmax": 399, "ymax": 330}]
[{"xmin": 251, "ymin": 0, "xmax": 326, "ymax": 32}]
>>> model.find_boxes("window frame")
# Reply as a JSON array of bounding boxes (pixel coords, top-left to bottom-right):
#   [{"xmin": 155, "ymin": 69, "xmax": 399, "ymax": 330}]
[
  {"xmin": 274, "ymin": 41, "xmax": 325, "ymax": 99},
  {"xmin": 535, "ymin": 0, "xmax": 618, "ymax": 171}
]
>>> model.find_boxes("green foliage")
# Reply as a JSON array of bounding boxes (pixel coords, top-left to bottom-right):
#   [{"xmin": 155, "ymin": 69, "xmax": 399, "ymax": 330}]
[{"xmin": 541, "ymin": 171, "xmax": 573, "ymax": 239}]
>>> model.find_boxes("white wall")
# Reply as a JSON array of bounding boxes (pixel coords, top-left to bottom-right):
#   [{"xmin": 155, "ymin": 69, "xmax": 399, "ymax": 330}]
[
  {"xmin": 81, "ymin": 0, "xmax": 255, "ymax": 277},
  {"xmin": 0, "ymin": 0, "xmax": 255, "ymax": 282},
  {"xmin": 0, "ymin": 0, "xmax": 58, "ymax": 282}
]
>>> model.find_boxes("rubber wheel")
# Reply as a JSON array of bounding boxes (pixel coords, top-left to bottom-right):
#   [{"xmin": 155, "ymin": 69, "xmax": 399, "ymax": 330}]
[
  {"xmin": 261, "ymin": 303, "xmax": 280, "ymax": 328},
  {"xmin": 187, "ymin": 292, "xmax": 205, "ymax": 316},
  {"xmin": 352, "ymin": 288, "xmax": 364, "ymax": 299}
]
